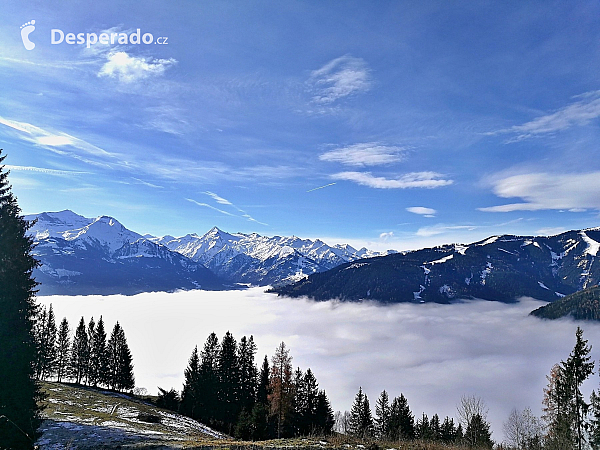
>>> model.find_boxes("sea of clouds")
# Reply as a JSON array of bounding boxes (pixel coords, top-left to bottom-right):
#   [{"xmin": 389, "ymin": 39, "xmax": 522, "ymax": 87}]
[{"xmin": 39, "ymin": 288, "xmax": 600, "ymax": 441}]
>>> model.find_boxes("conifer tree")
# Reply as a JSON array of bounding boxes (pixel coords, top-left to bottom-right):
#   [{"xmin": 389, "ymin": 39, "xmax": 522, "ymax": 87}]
[
  {"xmin": 33, "ymin": 305, "xmax": 57, "ymax": 380},
  {"xmin": 85, "ymin": 317, "xmax": 95, "ymax": 385},
  {"xmin": 375, "ymin": 390, "xmax": 390, "ymax": 439},
  {"xmin": 0, "ymin": 150, "xmax": 42, "ymax": 447},
  {"xmin": 430, "ymin": 413, "xmax": 441, "ymax": 441},
  {"xmin": 70, "ymin": 316, "xmax": 89, "ymax": 384},
  {"xmin": 198, "ymin": 332, "xmax": 220, "ymax": 425},
  {"xmin": 389, "ymin": 394, "xmax": 415, "ymax": 440},
  {"xmin": 465, "ymin": 413, "xmax": 493, "ymax": 448},
  {"xmin": 314, "ymin": 390, "xmax": 335, "ymax": 435},
  {"xmin": 217, "ymin": 331, "xmax": 240, "ymax": 431},
  {"xmin": 33, "ymin": 306, "xmax": 47, "ymax": 380},
  {"xmin": 415, "ymin": 413, "xmax": 432, "ymax": 440},
  {"xmin": 590, "ymin": 390, "xmax": 600, "ymax": 450},
  {"xmin": 564, "ymin": 326, "xmax": 594, "ymax": 450},
  {"xmin": 107, "ymin": 321, "xmax": 135, "ymax": 391},
  {"xmin": 238, "ymin": 335, "xmax": 258, "ymax": 414},
  {"xmin": 269, "ymin": 341, "xmax": 294, "ymax": 438},
  {"xmin": 180, "ymin": 346, "xmax": 201, "ymax": 419},
  {"xmin": 90, "ymin": 316, "xmax": 108, "ymax": 387},
  {"xmin": 257, "ymin": 355, "xmax": 270, "ymax": 405},
  {"xmin": 440, "ymin": 416, "xmax": 458, "ymax": 443},
  {"xmin": 56, "ymin": 317, "xmax": 71, "ymax": 383},
  {"xmin": 349, "ymin": 387, "xmax": 373, "ymax": 438}
]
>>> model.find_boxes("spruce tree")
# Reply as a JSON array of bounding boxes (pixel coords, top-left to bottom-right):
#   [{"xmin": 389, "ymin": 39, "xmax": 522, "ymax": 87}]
[
  {"xmin": 85, "ymin": 317, "xmax": 95, "ymax": 385},
  {"xmin": 198, "ymin": 332, "xmax": 220, "ymax": 426},
  {"xmin": 107, "ymin": 322, "xmax": 134, "ymax": 392},
  {"xmin": 32, "ymin": 306, "xmax": 47, "ymax": 380},
  {"xmin": 238, "ymin": 335, "xmax": 258, "ymax": 414},
  {"xmin": 0, "ymin": 150, "xmax": 42, "ymax": 447},
  {"xmin": 564, "ymin": 326, "xmax": 594, "ymax": 450},
  {"xmin": 375, "ymin": 390, "xmax": 390, "ymax": 439},
  {"xmin": 314, "ymin": 390, "xmax": 335, "ymax": 435},
  {"xmin": 465, "ymin": 413, "xmax": 493, "ymax": 448},
  {"xmin": 56, "ymin": 317, "xmax": 71, "ymax": 383},
  {"xmin": 349, "ymin": 387, "xmax": 373, "ymax": 438},
  {"xmin": 389, "ymin": 394, "xmax": 415, "ymax": 440},
  {"xmin": 217, "ymin": 331, "xmax": 240, "ymax": 431},
  {"xmin": 180, "ymin": 346, "xmax": 201, "ymax": 419},
  {"xmin": 70, "ymin": 316, "xmax": 89, "ymax": 384},
  {"xmin": 90, "ymin": 316, "xmax": 108, "ymax": 387}
]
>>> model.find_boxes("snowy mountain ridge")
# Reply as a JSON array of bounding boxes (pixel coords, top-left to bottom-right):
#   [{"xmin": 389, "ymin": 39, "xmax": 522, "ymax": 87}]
[{"xmin": 25, "ymin": 210, "xmax": 391, "ymax": 293}]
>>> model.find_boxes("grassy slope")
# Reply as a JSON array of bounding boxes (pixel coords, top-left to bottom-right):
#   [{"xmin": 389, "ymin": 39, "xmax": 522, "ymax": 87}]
[{"xmin": 36, "ymin": 382, "xmax": 485, "ymax": 450}]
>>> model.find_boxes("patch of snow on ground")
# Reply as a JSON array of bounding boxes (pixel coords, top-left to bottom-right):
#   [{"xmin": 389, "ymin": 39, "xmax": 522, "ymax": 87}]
[
  {"xmin": 427, "ymin": 254, "xmax": 454, "ymax": 265},
  {"xmin": 538, "ymin": 282, "xmax": 549, "ymax": 290},
  {"xmin": 580, "ymin": 231, "xmax": 600, "ymax": 256}
]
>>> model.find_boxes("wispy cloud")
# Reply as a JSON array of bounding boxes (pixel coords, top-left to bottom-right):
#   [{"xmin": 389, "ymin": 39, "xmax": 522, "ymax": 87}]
[
  {"xmin": 479, "ymin": 171, "xmax": 600, "ymax": 212},
  {"xmin": 309, "ymin": 55, "xmax": 371, "ymax": 104},
  {"xmin": 493, "ymin": 91, "xmax": 600, "ymax": 142},
  {"xmin": 196, "ymin": 191, "xmax": 268, "ymax": 226},
  {"xmin": 379, "ymin": 231, "xmax": 394, "ymax": 241},
  {"xmin": 98, "ymin": 51, "xmax": 177, "ymax": 83},
  {"xmin": 0, "ymin": 116, "xmax": 114, "ymax": 159},
  {"xmin": 416, "ymin": 224, "xmax": 477, "ymax": 237},
  {"xmin": 319, "ymin": 143, "xmax": 406, "ymax": 167},
  {"xmin": 406, "ymin": 206, "xmax": 437, "ymax": 217},
  {"xmin": 185, "ymin": 198, "xmax": 234, "ymax": 216},
  {"xmin": 332, "ymin": 171, "xmax": 453, "ymax": 189}
]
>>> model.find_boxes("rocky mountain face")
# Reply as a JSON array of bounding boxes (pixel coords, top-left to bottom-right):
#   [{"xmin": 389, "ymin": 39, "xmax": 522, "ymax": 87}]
[
  {"xmin": 272, "ymin": 229, "xmax": 600, "ymax": 304},
  {"xmin": 151, "ymin": 227, "xmax": 392, "ymax": 286},
  {"xmin": 26, "ymin": 210, "xmax": 391, "ymax": 294},
  {"xmin": 27, "ymin": 211, "xmax": 226, "ymax": 295}
]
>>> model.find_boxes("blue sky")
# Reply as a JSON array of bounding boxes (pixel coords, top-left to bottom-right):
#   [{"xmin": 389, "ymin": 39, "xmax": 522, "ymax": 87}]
[{"xmin": 2, "ymin": 1, "xmax": 600, "ymax": 251}]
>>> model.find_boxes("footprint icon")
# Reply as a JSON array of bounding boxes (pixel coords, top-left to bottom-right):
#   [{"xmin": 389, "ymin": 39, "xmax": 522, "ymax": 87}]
[{"xmin": 20, "ymin": 20, "xmax": 36, "ymax": 50}]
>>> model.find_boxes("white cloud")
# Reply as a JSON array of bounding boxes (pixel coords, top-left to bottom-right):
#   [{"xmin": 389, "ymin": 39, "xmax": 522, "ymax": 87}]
[
  {"xmin": 98, "ymin": 51, "xmax": 176, "ymax": 83},
  {"xmin": 379, "ymin": 231, "xmax": 394, "ymax": 241},
  {"xmin": 496, "ymin": 91, "xmax": 600, "ymax": 141},
  {"xmin": 309, "ymin": 55, "xmax": 371, "ymax": 104},
  {"xmin": 185, "ymin": 198, "xmax": 234, "ymax": 216},
  {"xmin": 480, "ymin": 172, "xmax": 600, "ymax": 212},
  {"xmin": 40, "ymin": 289, "xmax": 600, "ymax": 441},
  {"xmin": 332, "ymin": 171, "xmax": 453, "ymax": 189},
  {"xmin": 319, "ymin": 143, "xmax": 406, "ymax": 167},
  {"xmin": 407, "ymin": 206, "xmax": 437, "ymax": 216},
  {"xmin": 416, "ymin": 224, "xmax": 477, "ymax": 237},
  {"xmin": 204, "ymin": 191, "xmax": 233, "ymax": 206}
]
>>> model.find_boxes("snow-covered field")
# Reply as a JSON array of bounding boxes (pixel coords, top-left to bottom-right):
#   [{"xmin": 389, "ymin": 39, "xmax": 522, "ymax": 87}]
[{"xmin": 38, "ymin": 288, "xmax": 600, "ymax": 440}]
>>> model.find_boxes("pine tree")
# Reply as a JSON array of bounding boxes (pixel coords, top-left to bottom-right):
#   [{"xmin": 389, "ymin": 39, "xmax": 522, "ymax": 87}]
[
  {"xmin": 70, "ymin": 316, "xmax": 89, "ymax": 384},
  {"xmin": 217, "ymin": 331, "xmax": 240, "ymax": 432},
  {"xmin": 106, "ymin": 321, "xmax": 135, "ymax": 391},
  {"xmin": 389, "ymin": 394, "xmax": 415, "ymax": 440},
  {"xmin": 238, "ymin": 335, "xmax": 258, "ymax": 414},
  {"xmin": 56, "ymin": 317, "xmax": 71, "ymax": 383},
  {"xmin": 430, "ymin": 414, "xmax": 441, "ymax": 441},
  {"xmin": 564, "ymin": 326, "xmax": 594, "ymax": 450},
  {"xmin": 269, "ymin": 341, "xmax": 294, "ymax": 438},
  {"xmin": 180, "ymin": 346, "xmax": 201, "ymax": 419},
  {"xmin": 198, "ymin": 332, "xmax": 220, "ymax": 426},
  {"xmin": 90, "ymin": 316, "xmax": 108, "ymax": 387},
  {"xmin": 85, "ymin": 317, "xmax": 95, "ymax": 385},
  {"xmin": 257, "ymin": 355, "xmax": 270, "ymax": 405},
  {"xmin": 0, "ymin": 150, "xmax": 43, "ymax": 447},
  {"xmin": 415, "ymin": 413, "xmax": 432, "ymax": 441},
  {"xmin": 440, "ymin": 416, "xmax": 458, "ymax": 443},
  {"xmin": 314, "ymin": 390, "xmax": 335, "ymax": 435},
  {"xmin": 465, "ymin": 413, "xmax": 493, "ymax": 448},
  {"xmin": 375, "ymin": 390, "xmax": 390, "ymax": 439},
  {"xmin": 32, "ymin": 306, "xmax": 47, "ymax": 380},
  {"xmin": 590, "ymin": 390, "xmax": 600, "ymax": 450},
  {"xmin": 349, "ymin": 387, "xmax": 373, "ymax": 438}
]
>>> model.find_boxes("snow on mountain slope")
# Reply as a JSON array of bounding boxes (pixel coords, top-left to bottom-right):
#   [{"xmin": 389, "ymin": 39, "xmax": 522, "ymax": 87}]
[
  {"xmin": 26, "ymin": 210, "xmax": 94, "ymax": 240},
  {"xmin": 151, "ymin": 227, "xmax": 394, "ymax": 285}
]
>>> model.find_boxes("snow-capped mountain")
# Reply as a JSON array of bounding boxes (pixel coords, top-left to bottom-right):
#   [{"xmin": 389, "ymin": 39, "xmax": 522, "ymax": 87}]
[
  {"xmin": 150, "ymin": 227, "xmax": 393, "ymax": 286},
  {"xmin": 273, "ymin": 228, "xmax": 600, "ymax": 304},
  {"xmin": 26, "ymin": 211, "xmax": 225, "ymax": 295},
  {"xmin": 25, "ymin": 210, "xmax": 392, "ymax": 294}
]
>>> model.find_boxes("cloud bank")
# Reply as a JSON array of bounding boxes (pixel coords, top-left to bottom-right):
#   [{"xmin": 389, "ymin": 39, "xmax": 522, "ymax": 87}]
[
  {"xmin": 319, "ymin": 143, "xmax": 406, "ymax": 167},
  {"xmin": 332, "ymin": 171, "xmax": 453, "ymax": 189},
  {"xmin": 480, "ymin": 172, "xmax": 600, "ymax": 212},
  {"xmin": 39, "ymin": 288, "xmax": 600, "ymax": 441}
]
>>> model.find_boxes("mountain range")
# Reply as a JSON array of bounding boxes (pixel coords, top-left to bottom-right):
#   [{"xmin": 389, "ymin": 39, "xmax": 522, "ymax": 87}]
[
  {"xmin": 26, "ymin": 210, "xmax": 392, "ymax": 295},
  {"xmin": 272, "ymin": 229, "xmax": 600, "ymax": 304}
]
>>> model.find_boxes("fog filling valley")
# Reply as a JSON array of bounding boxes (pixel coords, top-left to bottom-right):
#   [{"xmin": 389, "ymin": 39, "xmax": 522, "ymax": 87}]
[{"xmin": 39, "ymin": 288, "xmax": 600, "ymax": 440}]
